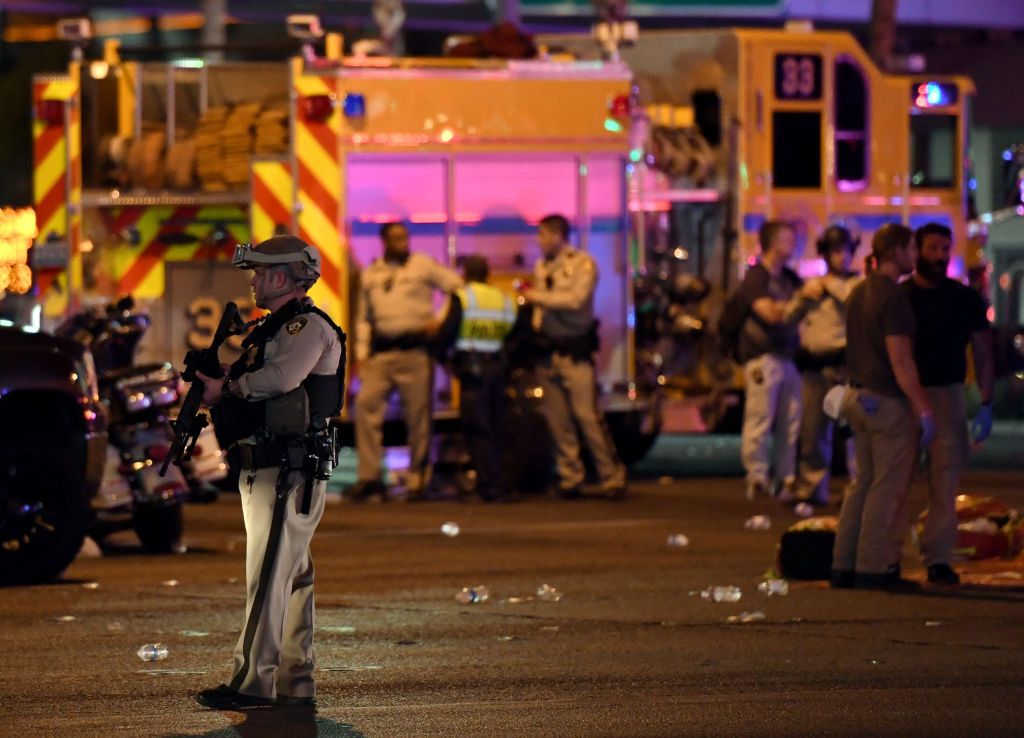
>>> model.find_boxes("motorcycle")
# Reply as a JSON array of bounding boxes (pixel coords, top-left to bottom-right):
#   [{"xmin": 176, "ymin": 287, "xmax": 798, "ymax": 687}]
[{"xmin": 58, "ymin": 298, "xmax": 227, "ymax": 552}]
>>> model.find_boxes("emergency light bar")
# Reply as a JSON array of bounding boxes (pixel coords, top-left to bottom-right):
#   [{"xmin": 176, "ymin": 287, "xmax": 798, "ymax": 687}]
[{"xmin": 912, "ymin": 81, "xmax": 958, "ymax": 108}]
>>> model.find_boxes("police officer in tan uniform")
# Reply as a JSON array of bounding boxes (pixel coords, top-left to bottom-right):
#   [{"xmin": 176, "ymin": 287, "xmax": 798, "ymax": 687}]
[
  {"xmin": 351, "ymin": 222, "xmax": 463, "ymax": 501},
  {"xmin": 194, "ymin": 235, "xmax": 346, "ymax": 709},
  {"xmin": 522, "ymin": 214, "xmax": 626, "ymax": 499}
]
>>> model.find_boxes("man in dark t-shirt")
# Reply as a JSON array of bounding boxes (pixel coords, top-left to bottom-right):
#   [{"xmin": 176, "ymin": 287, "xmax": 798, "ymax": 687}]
[
  {"xmin": 832, "ymin": 223, "xmax": 934, "ymax": 590},
  {"xmin": 737, "ymin": 221, "xmax": 804, "ymax": 501},
  {"xmin": 895, "ymin": 223, "xmax": 994, "ymax": 586}
]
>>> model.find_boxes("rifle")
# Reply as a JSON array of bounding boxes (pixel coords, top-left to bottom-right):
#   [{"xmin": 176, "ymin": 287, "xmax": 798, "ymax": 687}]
[{"xmin": 160, "ymin": 301, "xmax": 246, "ymax": 476}]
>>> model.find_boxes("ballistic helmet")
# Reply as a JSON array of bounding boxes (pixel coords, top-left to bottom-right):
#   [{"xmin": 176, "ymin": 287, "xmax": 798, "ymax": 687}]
[
  {"xmin": 816, "ymin": 224, "xmax": 859, "ymax": 258},
  {"xmin": 232, "ymin": 235, "xmax": 321, "ymax": 288}
]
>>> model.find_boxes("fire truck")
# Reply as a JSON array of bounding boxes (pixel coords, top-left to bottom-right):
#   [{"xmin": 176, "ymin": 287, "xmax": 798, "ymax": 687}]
[
  {"xmin": 29, "ymin": 24, "xmax": 978, "ymax": 440},
  {"xmin": 541, "ymin": 26, "xmax": 975, "ymax": 429},
  {"xmin": 28, "ymin": 36, "xmax": 664, "ymax": 462}
]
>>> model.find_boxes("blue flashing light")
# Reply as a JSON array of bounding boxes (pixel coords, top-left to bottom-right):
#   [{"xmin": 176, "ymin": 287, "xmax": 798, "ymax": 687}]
[
  {"xmin": 912, "ymin": 81, "xmax": 958, "ymax": 108},
  {"xmin": 1003, "ymin": 149, "xmax": 1014, "ymax": 162},
  {"xmin": 968, "ymin": 177, "xmax": 977, "ymax": 191},
  {"xmin": 342, "ymin": 93, "xmax": 366, "ymax": 118}
]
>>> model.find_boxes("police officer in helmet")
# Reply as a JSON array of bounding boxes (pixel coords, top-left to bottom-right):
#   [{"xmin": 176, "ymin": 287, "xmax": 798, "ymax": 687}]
[{"xmin": 194, "ymin": 234, "xmax": 346, "ymax": 710}]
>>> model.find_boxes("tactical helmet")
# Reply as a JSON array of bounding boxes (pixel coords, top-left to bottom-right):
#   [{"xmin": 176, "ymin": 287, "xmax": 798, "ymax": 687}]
[
  {"xmin": 232, "ymin": 235, "xmax": 321, "ymax": 287},
  {"xmin": 816, "ymin": 224, "xmax": 859, "ymax": 258}
]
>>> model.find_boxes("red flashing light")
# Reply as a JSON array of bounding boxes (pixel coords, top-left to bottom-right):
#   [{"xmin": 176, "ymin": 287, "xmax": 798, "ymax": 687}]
[
  {"xmin": 300, "ymin": 94, "xmax": 335, "ymax": 122},
  {"xmin": 35, "ymin": 99, "xmax": 65, "ymax": 126},
  {"xmin": 608, "ymin": 94, "xmax": 631, "ymax": 121},
  {"xmin": 146, "ymin": 444, "xmax": 170, "ymax": 463}
]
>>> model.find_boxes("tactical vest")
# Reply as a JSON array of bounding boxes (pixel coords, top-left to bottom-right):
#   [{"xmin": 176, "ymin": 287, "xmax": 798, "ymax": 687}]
[
  {"xmin": 213, "ymin": 298, "xmax": 346, "ymax": 446},
  {"xmin": 455, "ymin": 282, "xmax": 516, "ymax": 353}
]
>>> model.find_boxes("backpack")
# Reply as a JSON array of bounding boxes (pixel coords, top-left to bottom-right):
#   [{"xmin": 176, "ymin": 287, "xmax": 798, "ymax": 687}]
[{"xmin": 716, "ymin": 285, "xmax": 751, "ymax": 361}]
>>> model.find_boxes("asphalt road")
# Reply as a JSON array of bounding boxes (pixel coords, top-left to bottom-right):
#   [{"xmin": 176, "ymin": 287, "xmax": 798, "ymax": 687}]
[{"xmin": 3, "ymin": 469, "xmax": 1024, "ymax": 738}]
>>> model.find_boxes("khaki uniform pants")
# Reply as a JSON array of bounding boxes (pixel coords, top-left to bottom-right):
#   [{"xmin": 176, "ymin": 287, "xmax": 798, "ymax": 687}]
[
  {"xmin": 354, "ymin": 349, "xmax": 433, "ymax": 489},
  {"xmin": 230, "ymin": 466, "xmax": 326, "ymax": 700},
  {"xmin": 797, "ymin": 367, "xmax": 857, "ymax": 501},
  {"xmin": 832, "ymin": 390, "xmax": 917, "ymax": 575},
  {"xmin": 536, "ymin": 353, "xmax": 625, "ymax": 491},
  {"xmin": 890, "ymin": 383, "xmax": 968, "ymax": 567},
  {"xmin": 741, "ymin": 354, "xmax": 802, "ymax": 486}
]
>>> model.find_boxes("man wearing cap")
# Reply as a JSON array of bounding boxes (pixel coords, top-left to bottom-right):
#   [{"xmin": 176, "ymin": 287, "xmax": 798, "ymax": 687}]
[
  {"xmin": 351, "ymin": 222, "xmax": 463, "ymax": 501},
  {"xmin": 193, "ymin": 235, "xmax": 346, "ymax": 710},
  {"xmin": 452, "ymin": 254, "xmax": 517, "ymax": 501}
]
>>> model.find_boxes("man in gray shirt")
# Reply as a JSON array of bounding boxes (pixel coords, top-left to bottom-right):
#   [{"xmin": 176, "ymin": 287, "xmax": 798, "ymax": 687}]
[
  {"xmin": 737, "ymin": 220, "xmax": 803, "ymax": 501},
  {"xmin": 831, "ymin": 223, "xmax": 935, "ymax": 590}
]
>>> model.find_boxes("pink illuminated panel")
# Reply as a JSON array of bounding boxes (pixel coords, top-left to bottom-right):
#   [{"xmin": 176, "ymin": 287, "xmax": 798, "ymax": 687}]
[
  {"xmin": 346, "ymin": 155, "xmax": 449, "ymax": 268},
  {"xmin": 453, "ymin": 156, "xmax": 577, "ymax": 272},
  {"xmin": 343, "ymin": 152, "xmax": 629, "ymax": 386},
  {"xmin": 585, "ymin": 155, "xmax": 628, "ymax": 386}
]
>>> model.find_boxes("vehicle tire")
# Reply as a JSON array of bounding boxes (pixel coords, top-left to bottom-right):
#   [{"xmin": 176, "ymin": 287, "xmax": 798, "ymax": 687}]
[
  {"xmin": 0, "ymin": 452, "xmax": 91, "ymax": 586},
  {"xmin": 132, "ymin": 502, "xmax": 184, "ymax": 553}
]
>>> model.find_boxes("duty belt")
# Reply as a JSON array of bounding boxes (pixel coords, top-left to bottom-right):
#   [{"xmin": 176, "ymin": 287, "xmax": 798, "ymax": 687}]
[
  {"xmin": 371, "ymin": 332, "xmax": 429, "ymax": 354},
  {"xmin": 237, "ymin": 437, "xmax": 289, "ymax": 470}
]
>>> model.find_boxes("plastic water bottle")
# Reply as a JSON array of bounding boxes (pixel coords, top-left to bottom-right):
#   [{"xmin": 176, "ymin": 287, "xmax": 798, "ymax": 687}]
[
  {"xmin": 666, "ymin": 534, "xmax": 690, "ymax": 548},
  {"xmin": 701, "ymin": 585, "xmax": 742, "ymax": 603},
  {"xmin": 727, "ymin": 610, "xmax": 766, "ymax": 623},
  {"xmin": 455, "ymin": 586, "xmax": 489, "ymax": 604},
  {"xmin": 137, "ymin": 643, "xmax": 169, "ymax": 662},
  {"xmin": 440, "ymin": 522, "xmax": 460, "ymax": 537},
  {"xmin": 536, "ymin": 583, "xmax": 562, "ymax": 602},
  {"xmin": 793, "ymin": 502, "xmax": 815, "ymax": 519},
  {"xmin": 758, "ymin": 578, "xmax": 789, "ymax": 596},
  {"xmin": 744, "ymin": 515, "xmax": 771, "ymax": 531}
]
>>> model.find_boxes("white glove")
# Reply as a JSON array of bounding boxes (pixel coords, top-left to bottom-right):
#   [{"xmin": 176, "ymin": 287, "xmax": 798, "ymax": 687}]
[{"xmin": 822, "ymin": 385, "xmax": 848, "ymax": 421}]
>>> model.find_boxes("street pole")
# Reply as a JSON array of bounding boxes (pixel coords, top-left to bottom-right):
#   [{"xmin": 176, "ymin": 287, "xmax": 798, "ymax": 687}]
[{"xmin": 201, "ymin": 0, "xmax": 226, "ymax": 63}]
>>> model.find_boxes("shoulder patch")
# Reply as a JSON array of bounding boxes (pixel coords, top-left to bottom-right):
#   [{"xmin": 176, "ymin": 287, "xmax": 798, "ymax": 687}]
[{"xmin": 285, "ymin": 316, "xmax": 308, "ymax": 335}]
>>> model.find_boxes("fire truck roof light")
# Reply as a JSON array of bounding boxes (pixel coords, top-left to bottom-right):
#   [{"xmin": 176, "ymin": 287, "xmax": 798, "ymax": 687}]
[
  {"xmin": 913, "ymin": 81, "xmax": 957, "ymax": 108},
  {"xmin": 342, "ymin": 93, "xmax": 366, "ymax": 118},
  {"xmin": 301, "ymin": 94, "xmax": 334, "ymax": 122}
]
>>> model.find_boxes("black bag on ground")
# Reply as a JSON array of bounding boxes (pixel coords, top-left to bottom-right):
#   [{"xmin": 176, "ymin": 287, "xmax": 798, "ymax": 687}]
[{"xmin": 778, "ymin": 528, "xmax": 836, "ymax": 580}]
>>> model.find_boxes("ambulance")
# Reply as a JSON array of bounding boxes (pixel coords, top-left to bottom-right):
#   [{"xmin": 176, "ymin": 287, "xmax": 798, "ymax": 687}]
[{"xmin": 541, "ymin": 26, "xmax": 975, "ymax": 427}]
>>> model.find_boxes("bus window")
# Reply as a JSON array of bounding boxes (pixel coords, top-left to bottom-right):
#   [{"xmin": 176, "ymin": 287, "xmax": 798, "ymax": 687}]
[
  {"xmin": 773, "ymin": 111, "xmax": 821, "ymax": 188},
  {"xmin": 835, "ymin": 60, "xmax": 867, "ymax": 188},
  {"xmin": 910, "ymin": 114, "xmax": 957, "ymax": 188},
  {"xmin": 692, "ymin": 90, "xmax": 722, "ymax": 147}
]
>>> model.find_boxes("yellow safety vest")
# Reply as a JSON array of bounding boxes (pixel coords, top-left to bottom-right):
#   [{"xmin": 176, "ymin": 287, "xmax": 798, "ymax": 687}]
[{"xmin": 456, "ymin": 282, "xmax": 517, "ymax": 353}]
